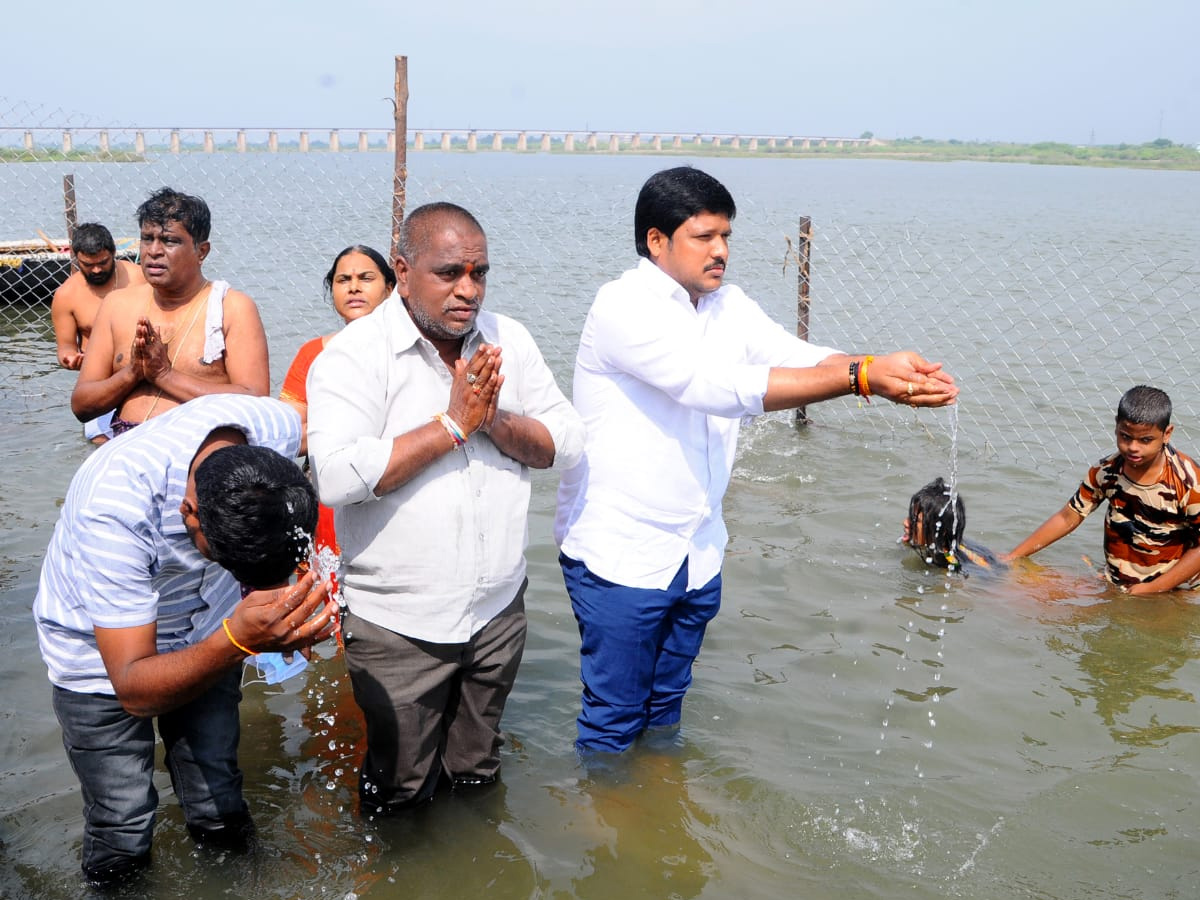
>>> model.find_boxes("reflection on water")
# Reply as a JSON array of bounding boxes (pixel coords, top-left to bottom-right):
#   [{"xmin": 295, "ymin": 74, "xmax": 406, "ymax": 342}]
[{"xmin": 1044, "ymin": 597, "xmax": 1200, "ymax": 747}]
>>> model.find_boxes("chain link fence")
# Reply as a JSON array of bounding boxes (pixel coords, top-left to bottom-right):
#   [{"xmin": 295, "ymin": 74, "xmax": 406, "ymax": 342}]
[{"xmin": 3, "ymin": 97, "xmax": 1198, "ymax": 471}]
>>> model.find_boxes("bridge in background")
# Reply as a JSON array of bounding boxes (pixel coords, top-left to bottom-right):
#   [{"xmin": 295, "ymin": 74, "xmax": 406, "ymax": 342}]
[{"xmin": 3, "ymin": 127, "xmax": 877, "ymax": 154}]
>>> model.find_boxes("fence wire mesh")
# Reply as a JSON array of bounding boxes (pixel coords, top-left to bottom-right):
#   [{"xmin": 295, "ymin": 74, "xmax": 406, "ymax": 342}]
[{"xmin": 3, "ymin": 97, "xmax": 1198, "ymax": 475}]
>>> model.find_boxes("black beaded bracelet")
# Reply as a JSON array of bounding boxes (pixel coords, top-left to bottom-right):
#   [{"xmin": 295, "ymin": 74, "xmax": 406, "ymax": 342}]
[{"xmin": 848, "ymin": 361, "xmax": 861, "ymax": 395}]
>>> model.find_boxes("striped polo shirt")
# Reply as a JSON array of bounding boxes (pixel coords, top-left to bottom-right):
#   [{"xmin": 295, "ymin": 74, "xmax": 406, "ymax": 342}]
[{"xmin": 34, "ymin": 395, "xmax": 302, "ymax": 694}]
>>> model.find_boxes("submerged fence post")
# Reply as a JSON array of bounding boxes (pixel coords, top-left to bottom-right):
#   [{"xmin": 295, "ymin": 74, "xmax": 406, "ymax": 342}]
[
  {"xmin": 795, "ymin": 215, "xmax": 813, "ymax": 427},
  {"xmin": 391, "ymin": 55, "xmax": 409, "ymax": 264}
]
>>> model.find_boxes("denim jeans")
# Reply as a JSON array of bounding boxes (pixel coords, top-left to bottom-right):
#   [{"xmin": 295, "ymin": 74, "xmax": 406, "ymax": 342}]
[
  {"xmin": 52, "ymin": 667, "xmax": 247, "ymax": 876},
  {"xmin": 560, "ymin": 554, "xmax": 722, "ymax": 754}
]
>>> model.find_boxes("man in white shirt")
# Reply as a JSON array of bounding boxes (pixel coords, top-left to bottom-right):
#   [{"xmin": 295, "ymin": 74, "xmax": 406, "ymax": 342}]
[
  {"xmin": 307, "ymin": 202, "xmax": 584, "ymax": 813},
  {"xmin": 555, "ymin": 166, "xmax": 958, "ymax": 754},
  {"xmin": 33, "ymin": 394, "xmax": 338, "ymax": 887}
]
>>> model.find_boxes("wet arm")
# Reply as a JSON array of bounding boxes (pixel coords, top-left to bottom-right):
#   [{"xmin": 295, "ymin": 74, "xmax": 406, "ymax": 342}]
[
  {"xmin": 1003, "ymin": 505, "xmax": 1084, "ymax": 561},
  {"xmin": 1127, "ymin": 544, "xmax": 1200, "ymax": 596},
  {"xmin": 94, "ymin": 574, "xmax": 336, "ymax": 718},
  {"xmin": 50, "ymin": 290, "xmax": 83, "ymax": 369}
]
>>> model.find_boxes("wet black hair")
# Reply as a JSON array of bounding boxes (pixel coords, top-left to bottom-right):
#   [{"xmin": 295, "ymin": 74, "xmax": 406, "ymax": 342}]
[
  {"xmin": 71, "ymin": 223, "xmax": 116, "ymax": 256},
  {"xmin": 634, "ymin": 167, "xmax": 736, "ymax": 258},
  {"xmin": 322, "ymin": 244, "xmax": 396, "ymax": 298},
  {"xmin": 1117, "ymin": 385, "xmax": 1171, "ymax": 431},
  {"xmin": 136, "ymin": 186, "xmax": 212, "ymax": 244},
  {"xmin": 908, "ymin": 477, "xmax": 965, "ymax": 568},
  {"xmin": 194, "ymin": 445, "xmax": 318, "ymax": 588}
]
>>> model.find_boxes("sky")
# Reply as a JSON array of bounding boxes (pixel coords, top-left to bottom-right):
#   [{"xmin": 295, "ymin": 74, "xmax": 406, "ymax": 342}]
[{"xmin": 5, "ymin": 0, "xmax": 1197, "ymax": 145}]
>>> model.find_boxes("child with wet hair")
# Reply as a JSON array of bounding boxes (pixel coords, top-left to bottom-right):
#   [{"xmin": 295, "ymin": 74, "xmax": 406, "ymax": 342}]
[{"xmin": 902, "ymin": 477, "xmax": 999, "ymax": 572}]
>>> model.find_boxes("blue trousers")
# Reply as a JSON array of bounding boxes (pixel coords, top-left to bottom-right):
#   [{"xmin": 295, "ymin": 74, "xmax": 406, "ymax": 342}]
[
  {"xmin": 560, "ymin": 554, "xmax": 722, "ymax": 753},
  {"xmin": 52, "ymin": 668, "xmax": 247, "ymax": 876}
]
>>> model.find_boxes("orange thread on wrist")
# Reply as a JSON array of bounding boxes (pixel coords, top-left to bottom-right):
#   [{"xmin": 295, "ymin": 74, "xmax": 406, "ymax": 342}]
[
  {"xmin": 857, "ymin": 355, "xmax": 874, "ymax": 402},
  {"xmin": 222, "ymin": 617, "xmax": 255, "ymax": 656}
]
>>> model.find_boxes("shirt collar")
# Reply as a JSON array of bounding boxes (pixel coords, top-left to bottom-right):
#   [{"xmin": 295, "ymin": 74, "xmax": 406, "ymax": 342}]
[
  {"xmin": 382, "ymin": 287, "xmax": 488, "ymax": 358},
  {"xmin": 634, "ymin": 257, "xmax": 723, "ymax": 311}
]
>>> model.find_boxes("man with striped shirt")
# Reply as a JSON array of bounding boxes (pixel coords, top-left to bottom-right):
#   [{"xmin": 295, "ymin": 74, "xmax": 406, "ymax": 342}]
[{"xmin": 33, "ymin": 394, "xmax": 338, "ymax": 887}]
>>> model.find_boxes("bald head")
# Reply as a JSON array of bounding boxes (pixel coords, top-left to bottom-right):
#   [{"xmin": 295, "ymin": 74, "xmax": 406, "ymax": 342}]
[{"xmin": 397, "ymin": 202, "xmax": 485, "ymax": 265}]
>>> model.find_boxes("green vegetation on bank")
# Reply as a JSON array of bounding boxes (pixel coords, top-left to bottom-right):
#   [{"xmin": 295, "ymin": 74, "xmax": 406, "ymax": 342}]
[
  {"xmin": 579, "ymin": 136, "xmax": 1200, "ymax": 170},
  {"xmin": 789, "ymin": 136, "xmax": 1200, "ymax": 169},
  {"xmin": 0, "ymin": 148, "xmax": 143, "ymax": 163}
]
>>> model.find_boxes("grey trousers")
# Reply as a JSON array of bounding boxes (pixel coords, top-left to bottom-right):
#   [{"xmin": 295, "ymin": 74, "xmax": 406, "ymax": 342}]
[{"xmin": 344, "ymin": 581, "xmax": 527, "ymax": 812}]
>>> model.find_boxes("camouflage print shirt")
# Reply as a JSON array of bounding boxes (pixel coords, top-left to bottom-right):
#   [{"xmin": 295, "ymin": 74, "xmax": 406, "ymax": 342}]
[{"xmin": 1068, "ymin": 444, "xmax": 1200, "ymax": 587}]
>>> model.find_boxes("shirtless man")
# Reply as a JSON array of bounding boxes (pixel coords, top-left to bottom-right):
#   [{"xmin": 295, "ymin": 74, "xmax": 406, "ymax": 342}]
[
  {"xmin": 51, "ymin": 223, "xmax": 146, "ymax": 443},
  {"xmin": 71, "ymin": 188, "xmax": 270, "ymax": 435}
]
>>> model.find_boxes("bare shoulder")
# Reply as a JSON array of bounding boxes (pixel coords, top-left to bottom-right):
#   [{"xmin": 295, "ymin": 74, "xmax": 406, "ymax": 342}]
[
  {"xmin": 118, "ymin": 259, "xmax": 147, "ymax": 286},
  {"xmin": 51, "ymin": 272, "xmax": 86, "ymax": 311},
  {"xmin": 221, "ymin": 287, "xmax": 266, "ymax": 326}
]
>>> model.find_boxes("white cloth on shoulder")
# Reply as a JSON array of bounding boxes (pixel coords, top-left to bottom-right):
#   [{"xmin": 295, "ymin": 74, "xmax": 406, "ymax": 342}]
[{"xmin": 201, "ymin": 280, "xmax": 230, "ymax": 364}]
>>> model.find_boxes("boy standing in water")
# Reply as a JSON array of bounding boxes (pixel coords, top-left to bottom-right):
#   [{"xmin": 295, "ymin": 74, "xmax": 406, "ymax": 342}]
[{"xmin": 1005, "ymin": 385, "xmax": 1200, "ymax": 595}]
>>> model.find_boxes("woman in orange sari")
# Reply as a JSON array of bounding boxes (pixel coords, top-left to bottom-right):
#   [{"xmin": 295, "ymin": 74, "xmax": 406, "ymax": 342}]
[{"xmin": 280, "ymin": 245, "xmax": 395, "ymax": 580}]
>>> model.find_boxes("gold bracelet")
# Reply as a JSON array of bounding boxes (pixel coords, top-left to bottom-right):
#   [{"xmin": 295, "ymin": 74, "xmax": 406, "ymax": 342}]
[{"xmin": 222, "ymin": 617, "xmax": 255, "ymax": 656}]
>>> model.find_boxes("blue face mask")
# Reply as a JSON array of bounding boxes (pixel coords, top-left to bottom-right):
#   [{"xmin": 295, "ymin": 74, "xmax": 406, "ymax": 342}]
[{"xmin": 246, "ymin": 651, "xmax": 309, "ymax": 685}]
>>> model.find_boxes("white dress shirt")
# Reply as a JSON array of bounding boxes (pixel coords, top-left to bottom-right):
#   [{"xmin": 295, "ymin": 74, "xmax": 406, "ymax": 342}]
[
  {"xmin": 307, "ymin": 292, "xmax": 584, "ymax": 643},
  {"xmin": 555, "ymin": 258, "xmax": 840, "ymax": 590}
]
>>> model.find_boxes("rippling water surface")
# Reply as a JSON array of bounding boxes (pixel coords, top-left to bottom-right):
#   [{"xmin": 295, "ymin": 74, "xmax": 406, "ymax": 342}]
[{"xmin": 1, "ymin": 154, "xmax": 1198, "ymax": 899}]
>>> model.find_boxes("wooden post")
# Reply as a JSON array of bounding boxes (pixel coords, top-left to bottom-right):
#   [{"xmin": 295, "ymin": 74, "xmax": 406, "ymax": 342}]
[
  {"xmin": 391, "ymin": 55, "xmax": 409, "ymax": 264},
  {"xmin": 795, "ymin": 216, "xmax": 813, "ymax": 426},
  {"xmin": 63, "ymin": 174, "xmax": 78, "ymax": 246}
]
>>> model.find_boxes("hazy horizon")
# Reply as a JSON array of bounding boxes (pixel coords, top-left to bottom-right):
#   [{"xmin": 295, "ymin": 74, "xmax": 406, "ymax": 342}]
[{"xmin": 3, "ymin": 0, "xmax": 1196, "ymax": 147}]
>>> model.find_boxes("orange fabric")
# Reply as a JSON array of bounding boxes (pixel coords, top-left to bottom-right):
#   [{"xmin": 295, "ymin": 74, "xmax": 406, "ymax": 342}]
[
  {"xmin": 282, "ymin": 335, "xmax": 343, "ymax": 647},
  {"xmin": 280, "ymin": 336, "xmax": 324, "ymax": 406}
]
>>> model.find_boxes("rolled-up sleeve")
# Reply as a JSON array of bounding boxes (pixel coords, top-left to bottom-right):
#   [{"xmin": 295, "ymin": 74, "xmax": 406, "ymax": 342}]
[
  {"xmin": 306, "ymin": 330, "xmax": 394, "ymax": 508},
  {"xmin": 504, "ymin": 319, "xmax": 585, "ymax": 470}
]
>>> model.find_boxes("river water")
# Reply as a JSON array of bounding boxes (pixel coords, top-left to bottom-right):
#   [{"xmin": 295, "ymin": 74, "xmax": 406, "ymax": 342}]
[{"xmin": 1, "ymin": 153, "xmax": 1198, "ymax": 899}]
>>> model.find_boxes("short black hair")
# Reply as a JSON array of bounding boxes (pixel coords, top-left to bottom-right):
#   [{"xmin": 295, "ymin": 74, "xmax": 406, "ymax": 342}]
[
  {"xmin": 397, "ymin": 202, "xmax": 484, "ymax": 264},
  {"xmin": 194, "ymin": 445, "xmax": 317, "ymax": 588},
  {"xmin": 323, "ymin": 244, "xmax": 396, "ymax": 297},
  {"xmin": 1117, "ymin": 385, "xmax": 1171, "ymax": 431},
  {"xmin": 908, "ymin": 477, "xmax": 965, "ymax": 567},
  {"xmin": 71, "ymin": 223, "xmax": 116, "ymax": 256},
  {"xmin": 634, "ymin": 167, "xmax": 736, "ymax": 258},
  {"xmin": 136, "ymin": 187, "xmax": 212, "ymax": 244}
]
